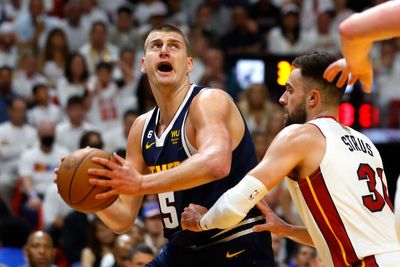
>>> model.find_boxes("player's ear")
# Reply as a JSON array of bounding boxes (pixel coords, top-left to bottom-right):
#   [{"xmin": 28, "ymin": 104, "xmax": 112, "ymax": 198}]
[
  {"xmin": 140, "ymin": 57, "xmax": 146, "ymax": 73},
  {"xmin": 308, "ymin": 89, "xmax": 320, "ymax": 108},
  {"xmin": 187, "ymin": 56, "xmax": 193, "ymax": 74}
]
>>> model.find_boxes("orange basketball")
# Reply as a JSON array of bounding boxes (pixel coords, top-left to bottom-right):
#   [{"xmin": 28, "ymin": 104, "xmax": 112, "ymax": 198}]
[{"xmin": 56, "ymin": 147, "xmax": 118, "ymax": 213}]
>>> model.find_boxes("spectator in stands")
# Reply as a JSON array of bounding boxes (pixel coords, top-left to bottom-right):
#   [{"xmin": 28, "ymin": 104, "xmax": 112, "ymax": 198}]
[
  {"xmin": 24, "ymin": 231, "xmax": 56, "ymax": 267},
  {"xmin": 252, "ymin": 131, "xmax": 269, "ymax": 162},
  {"xmin": 134, "ymin": 0, "xmax": 168, "ymax": 26},
  {"xmin": 19, "ymin": 121, "xmax": 69, "ymax": 229},
  {"xmin": 203, "ymin": 0, "xmax": 232, "ymax": 38},
  {"xmin": 86, "ymin": 62, "xmax": 134, "ymax": 132},
  {"xmin": 248, "ymin": 0, "xmax": 281, "ymax": 35},
  {"xmin": 190, "ymin": 3, "xmax": 218, "ymax": 46},
  {"xmin": 42, "ymin": 180, "xmax": 71, "ymax": 249},
  {"xmin": 39, "ymin": 28, "xmax": 69, "ymax": 85},
  {"xmin": 165, "ymin": 0, "xmax": 189, "ymax": 32},
  {"xmin": 102, "ymin": 234, "xmax": 133, "ymax": 267},
  {"xmin": 61, "ymin": 130, "xmax": 104, "ymax": 267},
  {"xmin": 0, "ymin": 66, "xmax": 17, "ymax": 123},
  {"xmin": 0, "ymin": 98, "xmax": 37, "ymax": 213},
  {"xmin": 81, "ymin": 217, "xmax": 116, "ymax": 267},
  {"xmin": 113, "ymin": 48, "xmax": 140, "ymax": 111},
  {"xmin": 287, "ymin": 245, "xmax": 316, "ymax": 267},
  {"xmin": 81, "ymin": 0, "xmax": 109, "ymax": 26},
  {"xmin": 13, "ymin": 51, "xmax": 48, "ymax": 104},
  {"xmin": 238, "ymin": 83, "xmax": 282, "ymax": 134},
  {"xmin": 220, "ymin": 6, "xmax": 263, "ymax": 57},
  {"xmin": 79, "ymin": 130, "xmax": 104, "ymax": 150},
  {"xmin": 330, "ymin": 0, "xmax": 354, "ymax": 35},
  {"xmin": 127, "ymin": 221, "xmax": 145, "ymax": 249},
  {"xmin": 62, "ymin": 211, "xmax": 89, "ymax": 267},
  {"xmin": 141, "ymin": 201, "xmax": 165, "ymax": 255},
  {"xmin": 0, "ymin": 22, "xmax": 18, "ymax": 68},
  {"xmin": 27, "ymin": 84, "xmax": 63, "ymax": 128},
  {"xmin": 14, "ymin": 0, "xmax": 63, "ymax": 50},
  {"xmin": 199, "ymin": 47, "xmax": 226, "ymax": 91},
  {"xmin": 267, "ymin": 3, "xmax": 313, "ymax": 55},
  {"xmin": 104, "ymin": 109, "xmax": 138, "ymax": 153},
  {"xmin": 80, "ymin": 22, "xmax": 119, "ymax": 74},
  {"xmin": 108, "ymin": 6, "xmax": 141, "ymax": 51},
  {"xmin": 373, "ymin": 39, "xmax": 400, "ymax": 127},
  {"xmin": 308, "ymin": 9, "xmax": 340, "ymax": 54},
  {"xmin": 130, "ymin": 244, "xmax": 154, "ymax": 267},
  {"xmin": 0, "ymin": 216, "xmax": 30, "ymax": 267},
  {"xmin": 61, "ymin": 0, "xmax": 90, "ymax": 52},
  {"xmin": 56, "ymin": 96, "xmax": 96, "ymax": 152},
  {"xmin": 56, "ymin": 52, "xmax": 89, "ymax": 108},
  {"xmin": 271, "ymin": 233, "xmax": 287, "ymax": 267}
]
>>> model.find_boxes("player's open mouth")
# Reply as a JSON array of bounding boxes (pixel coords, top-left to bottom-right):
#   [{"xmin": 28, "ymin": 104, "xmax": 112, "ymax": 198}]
[{"xmin": 157, "ymin": 62, "xmax": 173, "ymax": 72}]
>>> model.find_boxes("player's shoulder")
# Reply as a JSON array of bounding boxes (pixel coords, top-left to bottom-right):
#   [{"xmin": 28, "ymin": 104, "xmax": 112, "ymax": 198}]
[
  {"xmin": 132, "ymin": 110, "xmax": 154, "ymax": 129},
  {"xmin": 275, "ymin": 123, "xmax": 322, "ymax": 148},
  {"xmin": 191, "ymin": 87, "xmax": 235, "ymax": 110}
]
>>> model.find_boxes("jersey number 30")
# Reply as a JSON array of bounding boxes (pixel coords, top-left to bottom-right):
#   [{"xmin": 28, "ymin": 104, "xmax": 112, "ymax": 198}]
[{"xmin": 357, "ymin": 163, "xmax": 393, "ymax": 212}]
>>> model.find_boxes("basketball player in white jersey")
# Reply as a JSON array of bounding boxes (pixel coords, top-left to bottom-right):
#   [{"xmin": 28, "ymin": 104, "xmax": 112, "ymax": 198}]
[{"xmin": 181, "ymin": 51, "xmax": 400, "ymax": 266}]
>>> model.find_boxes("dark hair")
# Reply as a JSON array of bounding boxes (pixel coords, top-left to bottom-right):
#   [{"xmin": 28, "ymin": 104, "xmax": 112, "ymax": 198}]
[
  {"xmin": 0, "ymin": 65, "xmax": 13, "ymax": 73},
  {"xmin": 292, "ymin": 51, "xmax": 345, "ymax": 105},
  {"xmin": 0, "ymin": 216, "xmax": 30, "ymax": 247},
  {"xmin": 32, "ymin": 83, "xmax": 47, "ymax": 95},
  {"xmin": 95, "ymin": 61, "xmax": 113, "ymax": 72},
  {"xmin": 79, "ymin": 130, "xmax": 103, "ymax": 149},
  {"xmin": 144, "ymin": 24, "xmax": 189, "ymax": 54},
  {"xmin": 65, "ymin": 52, "xmax": 89, "ymax": 83},
  {"xmin": 91, "ymin": 21, "xmax": 107, "ymax": 33},
  {"xmin": 43, "ymin": 28, "xmax": 69, "ymax": 62},
  {"xmin": 117, "ymin": 5, "xmax": 133, "ymax": 16},
  {"xmin": 123, "ymin": 109, "xmax": 138, "ymax": 119},
  {"xmin": 86, "ymin": 217, "xmax": 113, "ymax": 264},
  {"xmin": 130, "ymin": 244, "xmax": 154, "ymax": 258},
  {"xmin": 66, "ymin": 95, "xmax": 84, "ymax": 108}
]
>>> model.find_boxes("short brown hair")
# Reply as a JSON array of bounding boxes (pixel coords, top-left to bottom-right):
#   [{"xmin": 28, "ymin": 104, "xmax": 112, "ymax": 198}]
[
  {"xmin": 144, "ymin": 24, "xmax": 189, "ymax": 55},
  {"xmin": 292, "ymin": 51, "xmax": 345, "ymax": 105}
]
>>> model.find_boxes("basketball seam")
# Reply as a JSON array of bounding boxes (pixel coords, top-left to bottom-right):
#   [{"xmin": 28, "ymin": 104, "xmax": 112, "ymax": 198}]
[
  {"xmin": 68, "ymin": 149, "xmax": 99, "ymax": 204},
  {"xmin": 71, "ymin": 152, "xmax": 114, "ymax": 207}
]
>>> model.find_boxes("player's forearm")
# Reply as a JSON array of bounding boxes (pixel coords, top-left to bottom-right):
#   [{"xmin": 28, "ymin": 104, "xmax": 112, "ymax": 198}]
[
  {"xmin": 96, "ymin": 195, "xmax": 143, "ymax": 234},
  {"xmin": 139, "ymin": 151, "xmax": 230, "ymax": 195},
  {"xmin": 340, "ymin": 2, "xmax": 400, "ymax": 43},
  {"xmin": 278, "ymin": 224, "xmax": 314, "ymax": 247}
]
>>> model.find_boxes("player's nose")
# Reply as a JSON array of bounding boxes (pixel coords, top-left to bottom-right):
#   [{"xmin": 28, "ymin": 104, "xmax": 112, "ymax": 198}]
[{"xmin": 160, "ymin": 44, "xmax": 170, "ymax": 56}]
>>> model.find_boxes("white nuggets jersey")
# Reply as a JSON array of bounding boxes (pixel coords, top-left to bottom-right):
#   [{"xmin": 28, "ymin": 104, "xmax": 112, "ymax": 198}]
[{"xmin": 286, "ymin": 117, "xmax": 400, "ymax": 267}]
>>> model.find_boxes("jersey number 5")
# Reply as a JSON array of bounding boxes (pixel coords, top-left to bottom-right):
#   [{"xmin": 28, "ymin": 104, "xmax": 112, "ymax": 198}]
[
  {"xmin": 158, "ymin": 192, "xmax": 179, "ymax": 229},
  {"xmin": 357, "ymin": 163, "xmax": 393, "ymax": 212}
]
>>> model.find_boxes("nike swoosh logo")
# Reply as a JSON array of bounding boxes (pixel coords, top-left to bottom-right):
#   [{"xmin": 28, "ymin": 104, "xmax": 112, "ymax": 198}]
[
  {"xmin": 226, "ymin": 249, "xmax": 245, "ymax": 259},
  {"xmin": 145, "ymin": 142, "xmax": 156, "ymax": 149}
]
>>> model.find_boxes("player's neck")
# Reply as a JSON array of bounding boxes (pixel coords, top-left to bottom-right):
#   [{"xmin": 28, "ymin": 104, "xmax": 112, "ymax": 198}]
[
  {"xmin": 309, "ymin": 107, "xmax": 338, "ymax": 121},
  {"xmin": 155, "ymin": 81, "xmax": 191, "ymax": 125}
]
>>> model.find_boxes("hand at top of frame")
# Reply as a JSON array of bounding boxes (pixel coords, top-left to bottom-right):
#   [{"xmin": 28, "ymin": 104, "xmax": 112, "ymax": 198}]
[{"xmin": 323, "ymin": 58, "xmax": 372, "ymax": 93}]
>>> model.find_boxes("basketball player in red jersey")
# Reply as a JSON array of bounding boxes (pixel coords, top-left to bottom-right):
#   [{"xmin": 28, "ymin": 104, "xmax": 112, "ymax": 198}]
[{"xmin": 182, "ymin": 51, "xmax": 400, "ymax": 266}]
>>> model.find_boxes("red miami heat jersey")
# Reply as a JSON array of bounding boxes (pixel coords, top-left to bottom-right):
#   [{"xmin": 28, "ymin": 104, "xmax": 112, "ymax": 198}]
[{"xmin": 286, "ymin": 117, "xmax": 400, "ymax": 266}]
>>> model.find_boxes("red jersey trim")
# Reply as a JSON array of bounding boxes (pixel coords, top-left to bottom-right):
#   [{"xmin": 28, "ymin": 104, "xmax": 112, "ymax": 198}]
[{"xmin": 299, "ymin": 169, "xmax": 359, "ymax": 266}]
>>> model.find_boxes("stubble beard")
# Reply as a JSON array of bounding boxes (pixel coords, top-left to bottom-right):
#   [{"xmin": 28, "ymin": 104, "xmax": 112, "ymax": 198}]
[{"xmin": 284, "ymin": 101, "xmax": 307, "ymax": 127}]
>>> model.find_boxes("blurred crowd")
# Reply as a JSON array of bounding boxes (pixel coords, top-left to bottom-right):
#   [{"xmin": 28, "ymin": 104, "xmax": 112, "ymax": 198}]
[{"xmin": 0, "ymin": 0, "xmax": 397, "ymax": 266}]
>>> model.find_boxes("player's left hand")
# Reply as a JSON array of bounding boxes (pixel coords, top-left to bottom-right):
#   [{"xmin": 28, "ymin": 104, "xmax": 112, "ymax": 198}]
[
  {"xmin": 252, "ymin": 198, "xmax": 289, "ymax": 236},
  {"xmin": 323, "ymin": 58, "xmax": 359, "ymax": 89},
  {"xmin": 181, "ymin": 203, "xmax": 208, "ymax": 232},
  {"xmin": 88, "ymin": 152, "xmax": 143, "ymax": 198}
]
